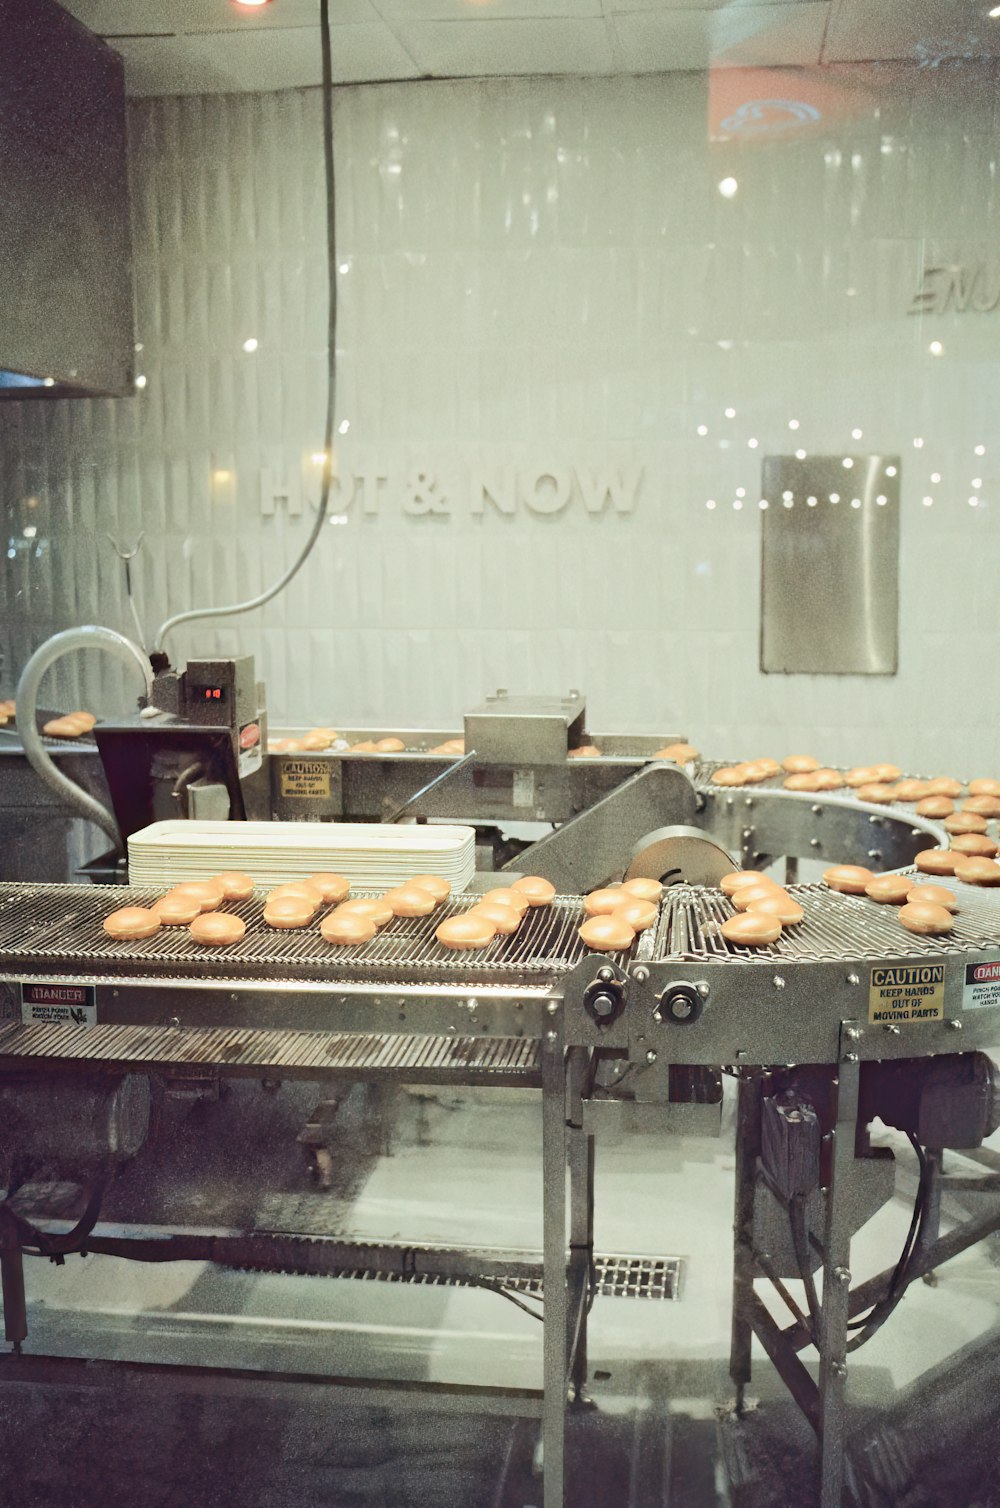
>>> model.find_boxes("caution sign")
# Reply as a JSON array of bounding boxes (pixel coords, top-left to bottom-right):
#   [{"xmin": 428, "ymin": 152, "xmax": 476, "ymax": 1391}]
[
  {"xmin": 21, "ymin": 981, "xmax": 96, "ymax": 1027},
  {"xmin": 868, "ymin": 963, "xmax": 945, "ymax": 1025},
  {"xmin": 963, "ymin": 958, "xmax": 1000, "ymax": 1011},
  {"xmin": 280, "ymin": 760, "xmax": 331, "ymax": 800}
]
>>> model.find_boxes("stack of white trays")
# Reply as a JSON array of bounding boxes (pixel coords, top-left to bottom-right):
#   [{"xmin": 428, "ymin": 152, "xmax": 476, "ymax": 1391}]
[{"xmin": 127, "ymin": 820, "xmax": 476, "ymax": 893}]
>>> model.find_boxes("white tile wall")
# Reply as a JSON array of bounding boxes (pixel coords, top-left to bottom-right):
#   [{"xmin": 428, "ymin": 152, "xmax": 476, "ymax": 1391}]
[{"xmin": 3, "ymin": 65, "xmax": 1000, "ymax": 774}]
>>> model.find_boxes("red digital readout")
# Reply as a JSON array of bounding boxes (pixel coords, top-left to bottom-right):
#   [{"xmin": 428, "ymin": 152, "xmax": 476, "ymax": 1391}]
[{"xmin": 203, "ymin": 688, "xmax": 221, "ymax": 699}]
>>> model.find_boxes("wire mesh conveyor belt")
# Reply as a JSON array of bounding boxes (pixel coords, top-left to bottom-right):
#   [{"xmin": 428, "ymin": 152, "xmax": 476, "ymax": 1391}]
[
  {"xmin": 657, "ymin": 879, "xmax": 1000, "ymax": 964},
  {"xmin": 0, "ymin": 1020, "xmax": 542, "ymax": 1079},
  {"xmin": 0, "ymin": 883, "xmax": 604, "ymax": 988}
]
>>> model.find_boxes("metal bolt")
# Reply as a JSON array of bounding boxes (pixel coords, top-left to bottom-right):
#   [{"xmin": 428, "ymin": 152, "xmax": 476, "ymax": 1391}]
[
  {"xmin": 168, "ymin": 1016, "xmax": 180, "ymax": 1029},
  {"xmin": 834, "ymin": 1266, "xmax": 851, "ymax": 1284},
  {"xmin": 811, "ymin": 804, "xmax": 823, "ymax": 816},
  {"xmin": 845, "ymin": 1025, "xmax": 862, "ymax": 1041},
  {"xmin": 546, "ymin": 1000, "xmax": 559, "ymax": 1015},
  {"xmin": 589, "ymin": 994, "xmax": 616, "ymax": 1019},
  {"xmin": 546, "ymin": 1030, "xmax": 558, "ymax": 1044},
  {"xmin": 597, "ymin": 966, "xmax": 614, "ymax": 984},
  {"xmin": 743, "ymin": 828, "xmax": 753, "ymax": 840},
  {"xmin": 745, "ymin": 797, "xmax": 754, "ymax": 808},
  {"xmin": 652, "ymin": 1009, "xmax": 663, "ymax": 1024},
  {"xmin": 726, "ymin": 798, "xmax": 734, "ymax": 809},
  {"xmin": 696, "ymin": 981, "xmax": 710, "ymax": 998},
  {"xmin": 844, "ymin": 1052, "xmax": 859, "ymax": 1063},
  {"xmin": 467, "ymin": 999, "xmax": 478, "ymax": 1013},
  {"xmin": 810, "ymin": 837, "xmax": 821, "ymax": 848},
  {"xmin": 645, "ymin": 1049, "xmax": 657, "ymax": 1065},
  {"xmin": 773, "ymin": 976, "xmax": 786, "ymax": 990},
  {"xmin": 883, "ymin": 1023, "xmax": 901, "ymax": 1035},
  {"xmin": 633, "ymin": 965, "xmax": 649, "ymax": 984},
  {"xmin": 847, "ymin": 973, "xmax": 860, "ymax": 986},
  {"xmin": 949, "ymin": 1018, "xmax": 964, "ymax": 1030},
  {"xmin": 867, "ymin": 850, "xmax": 882, "ymax": 861},
  {"xmin": 831, "ymin": 1361, "xmax": 848, "ymax": 1379}
]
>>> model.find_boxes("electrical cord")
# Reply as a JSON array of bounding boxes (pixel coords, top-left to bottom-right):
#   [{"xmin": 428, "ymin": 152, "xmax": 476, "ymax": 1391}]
[
  {"xmin": 846, "ymin": 1133, "xmax": 929, "ymax": 1351},
  {"xmin": 153, "ymin": 0, "xmax": 339, "ymax": 654}
]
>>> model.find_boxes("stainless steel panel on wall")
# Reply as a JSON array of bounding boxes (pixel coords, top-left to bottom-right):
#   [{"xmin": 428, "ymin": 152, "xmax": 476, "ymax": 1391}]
[
  {"xmin": 0, "ymin": 0, "xmax": 134, "ymax": 393},
  {"xmin": 760, "ymin": 455, "xmax": 900, "ymax": 675}
]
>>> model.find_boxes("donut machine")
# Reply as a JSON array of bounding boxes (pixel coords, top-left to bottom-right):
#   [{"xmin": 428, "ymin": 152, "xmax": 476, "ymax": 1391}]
[{"xmin": 0, "ymin": 770, "xmax": 998, "ymax": 1507}]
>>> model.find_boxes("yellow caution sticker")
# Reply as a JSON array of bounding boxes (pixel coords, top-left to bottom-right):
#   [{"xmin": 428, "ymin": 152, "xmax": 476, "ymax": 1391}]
[
  {"xmin": 280, "ymin": 760, "xmax": 331, "ymax": 799},
  {"xmin": 868, "ymin": 963, "xmax": 945, "ymax": 1025}
]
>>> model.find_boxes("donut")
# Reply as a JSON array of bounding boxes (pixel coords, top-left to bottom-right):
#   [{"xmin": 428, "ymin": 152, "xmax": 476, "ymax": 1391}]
[
  {"xmin": 915, "ymin": 848, "xmax": 959, "ymax": 876},
  {"xmin": 720, "ymin": 871, "xmax": 772, "ymax": 897},
  {"xmin": 263, "ymin": 895, "xmax": 316, "ymax": 928},
  {"xmin": 306, "ymin": 872, "xmax": 351, "ymax": 904},
  {"xmin": 813, "ymin": 769, "xmax": 845, "ymax": 791},
  {"xmin": 864, "ymin": 875, "xmax": 912, "ymax": 904},
  {"xmin": 894, "ymin": 779, "xmax": 932, "ymax": 803},
  {"xmin": 215, "ymin": 871, "xmax": 255, "ymax": 901},
  {"xmin": 190, "ymin": 912, "xmax": 246, "ymax": 947},
  {"xmin": 915, "ymin": 796, "xmax": 955, "ymax": 818},
  {"xmin": 151, "ymin": 893, "xmax": 202, "ymax": 925},
  {"xmin": 584, "ymin": 887, "xmax": 630, "ymax": 917},
  {"xmin": 267, "ymin": 882, "xmax": 321, "ymax": 911},
  {"xmin": 654, "ymin": 742, "xmax": 699, "ymax": 763},
  {"xmin": 953, "ymin": 857, "xmax": 1000, "ymax": 887},
  {"xmin": 845, "ymin": 767, "xmax": 879, "ymax": 788},
  {"xmin": 713, "ymin": 766, "xmax": 750, "ymax": 787},
  {"xmin": 929, "ymin": 777, "xmax": 964, "ymax": 798},
  {"xmin": 721, "ymin": 911, "xmax": 782, "ymax": 947},
  {"xmin": 621, "ymin": 877, "xmax": 663, "ymax": 902},
  {"xmin": 612, "ymin": 897, "xmax": 658, "ymax": 931},
  {"xmin": 945, "ymin": 812, "xmax": 988, "ymax": 835},
  {"xmin": 301, "ymin": 732, "xmax": 333, "ymax": 751},
  {"xmin": 873, "ymin": 764, "xmax": 902, "ymax": 782},
  {"xmin": 384, "ymin": 884, "xmax": 437, "ymax": 918},
  {"xmin": 784, "ymin": 772, "xmax": 821, "ymax": 792},
  {"xmin": 408, "ymin": 874, "xmax": 451, "ymax": 902},
  {"xmin": 320, "ymin": 910, "xmax": 377, "ymax": 946},
  {"xmin": 822, "ymin": 865, "xmax": 874, "ymax": 895},
  {"xmin": 905, "ymin": 884, "xmax": 958, "ymax": 912},
  {"xmin": 950, "ymin": 833, "xmax": 1000, "ymax": 857},
  {"xmin": 969, "ymin": 779, "xmax": 1000, "ymax": 798},
  {"xmin": 742, "ymin": 760, "xmax": 776, "ymax": 782},
  {"xmin": 336, "ymin": 896, "xmax": 393, "ymax": 927},
  {"xmin": 578, "ymin": 913, "xmax": 636, "ymax": 952},
  {"xmin": 43, "ymin": 716, "xmax": 83, "ymax": 738},
  {"xmin": 962, "ymin": 795, "xmax": 1000, "ymax": 818},
  {"xmin": 732, "ymin": 882, "xmax": 785, "ymax": 912},
  {"xmin": 511, "ymin": 876, "xmax": 556, "ymax": 907},
  {"xmin": 782, "ymin": 755, "xmax": 820, "ymax": 773},
  {"xmin": 170, "ymin": 880, "xmax": 224, "ymax": 912},
  {"xmin": 752, "ymin": 758, "xmax": 782, "ymax": 777},
  {"xmin": 857, "ymin": 782, "xmax": 898, "ymax": 805},
  {"xmin": 568, "ymin": 745, "xmax": 603, "ymax": 759},
  {"xmin": 374, "ymin": 737, "xmax": 406, "ymax": 753},
  {"xmin": 468, "ymin": 901, "xmax": 522, "ymax": 935},
  {"xmin": 746, "ymin": 892, "xmax": 804, "ymax": 925},
  {"xmin": 436, "ymin": 913, "xmax": 498, "ymax": 950},
  {"xmin": 481, "ymin": 887, "xmax": 531, "ymax": 914},
  {"xmin": 348, "ymin": 741, "xmax": 377, "ymax": 753},
  {"xmin": 103, "ymin": 906, "xmax": 161, "ymax": 941},
  {"xmin": 899, "ymin": 901, "xmax": 954, "ymax": 935}
]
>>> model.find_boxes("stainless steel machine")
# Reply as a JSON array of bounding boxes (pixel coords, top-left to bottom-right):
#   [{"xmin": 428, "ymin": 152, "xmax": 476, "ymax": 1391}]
[{"xmin": 0, "ymin": 766, "xmax": 996, "ymax": 1505}]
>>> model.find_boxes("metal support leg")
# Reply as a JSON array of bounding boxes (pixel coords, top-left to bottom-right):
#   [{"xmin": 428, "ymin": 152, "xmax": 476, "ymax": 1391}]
[
  {"xmin": 784, "ymin": 857, "xmax": 799, "ymax": 886},
  {"xmin": 541, "ymin": 1030, "xmax": 568, "ymax": 1507},
  {"xmin": 730, "ymin": 1073, "xmax": 763, "ymax": 1413},
  {"xmin": 0, "ymin": 1212, "xmax": 26, "ymax": 1354},
  {"xmin": 817, "ymin": 1057, "xmax": 861, "ymax": 1508},
  {"xmin": 918, "ymin": 1148, "xmax": 943, "ymax": 1285},
  {"xmin": 566, "ymin": 1047, "xmax": 594, "ymax": 1403}
]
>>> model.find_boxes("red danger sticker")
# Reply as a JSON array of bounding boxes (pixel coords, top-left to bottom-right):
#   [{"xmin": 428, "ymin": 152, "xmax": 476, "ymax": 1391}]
[
  {"xmin": 964, "ymin": 959, "xmax": 1000, "ymax": 1012},
  {"xmin": 20, "ymin": 981, "xmax": 96, "ymax": 1026}
]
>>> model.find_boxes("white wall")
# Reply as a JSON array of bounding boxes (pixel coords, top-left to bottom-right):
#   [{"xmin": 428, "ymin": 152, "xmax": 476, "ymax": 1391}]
[{"xmin": 2, "ymin": 65, "xmax": 1000, "ymax": 773}]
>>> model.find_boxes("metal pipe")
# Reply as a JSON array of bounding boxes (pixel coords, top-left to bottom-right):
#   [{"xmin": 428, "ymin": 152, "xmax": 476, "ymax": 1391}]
[{"xmin": 16, "ymin": 626, "xmax": 153, "ymax": 846}]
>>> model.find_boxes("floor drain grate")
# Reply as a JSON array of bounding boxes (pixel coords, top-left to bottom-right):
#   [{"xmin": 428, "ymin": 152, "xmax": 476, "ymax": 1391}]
[{"xmin": 335, "ymin": 1253, "xmax": 684, "ymax": 1301}]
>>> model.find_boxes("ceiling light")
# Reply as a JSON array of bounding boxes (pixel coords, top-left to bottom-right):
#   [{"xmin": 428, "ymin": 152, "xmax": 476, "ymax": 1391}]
[
  {"xmin": 886, "ymin": 465, "xmax": 897, "ymax": 477},
  {"xmin": 242, "ymin": 337, "xmax": 258, "ymax": 353},
  {"xmin": 233, "ymin": 0, "xmax": 272, "ymax": 7},
  {"xmin": 876, "ymin": 495, "xmax": 887, "ymax": 505},
  {"xmin": 788, "ymin": 419, "xmax": 800, "ymax": 430},
  {"xmin": 736, "ymin": 487, "xmax": 746, "ymax": 498},
  {"xmin": 758, "ymin": 499, "xmax": 768, "ymax": 509},
  {"xmin": 969, "ymin": 496, "xmax": 980, "ymax": 507},
  {"xmin": 830, "ymin": 492, "xmax": 840, "ymax": 503},
  {"xmin": 842, "ymin": 457, "xmax": 854, "ymax": 468},
  {"xmin": 706, "ymin": 499, "xmax": 716, "ymax": 509},
  {"xmin": 913, "ymin": 437, "xmax": 924, "ymax": 448},
  {"xmin": 718, "ymin": 177, "xmax": 739, "ymax": 198},
  {"xmin": 851, "ymin": 428, "xmax": 863, "ymax": 439},
  {"xmin": 851, "ymin": 498, "xmax": 862, "ymax": 508},
  {"xmin": 795, "ymin": 449, "xmax": 807, "ymax": 460},
  {"xmin": 338, "ymin": 419, "xmax": 350, "ymax": 434},
  {"xmin": 923, "ymin": 496, "xmax": 933, "ymax": 506},
  {"xmin": 733, "ymin": 498, "xmax": 743, "ymax": 510},
  {"xmin": 807, "ymin": 497, "xmax": 817, "ymax": 508},
  {"xmin": 135, "ymin": 375, "xmax": 147, "ymax": 389},
  {"xmin": 724, "ymin": 407, "xmax": 736, "ymax": 418},
  {"xmin": 975, "ymin": 444, "xmax": 986, "ymax": 456},
  {"xmin": 747, "ymin": 437, "xmax": 758, "ymax": 449},
  {"xmin": 697, "ymin": 424, "xmax": 708, "ymax": 436},
  {"xmin": 973, "ymin": 477, "xmax": 983, "ymax": 489},
  {"xmin": 928, "ymin": 340, "xmax": 943, "ymax": 355},
  {"xmin": 930, "ymin": 472, "xmax": 941, "ymax": 483},
  {"xmin": 990, "ymin": 5, "xmax": 1000, "ymax": 17}
]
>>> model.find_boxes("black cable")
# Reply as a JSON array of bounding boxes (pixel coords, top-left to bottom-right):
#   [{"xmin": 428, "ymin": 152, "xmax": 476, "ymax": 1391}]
[
  {"xmin": 846, "ymin": 1134, "xmax": 929, "ymax": 1350},
  {"xmin": 155, "ymin": 1, "xmax": 338, "ymax": 652},
  {"xmin": 476, "ymin": 1281, "xmax": 544, "ymax": 1323}
]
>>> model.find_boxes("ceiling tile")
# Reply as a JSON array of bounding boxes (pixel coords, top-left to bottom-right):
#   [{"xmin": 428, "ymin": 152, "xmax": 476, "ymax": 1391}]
[
  {"xmin": 393, "ymin": 16, "xmax": 614, "ymax": 73},
  {"xmin": 58, "ymin": 0, "xmax": 380, "ymax": 34},
  {"xmin": 823, "ymin": 0, "xmax": 1000, "ymax": 63},
  {"xmin": 373, "ymin": 0, "xmax": 601, "ymax": 17},
  {"xmin": 612, "ymin": 3, "xmax": 829, "ymax": 71},
  {"xmin": 113, "ymin": 23, "xmax": 418, "ymax": 95}
]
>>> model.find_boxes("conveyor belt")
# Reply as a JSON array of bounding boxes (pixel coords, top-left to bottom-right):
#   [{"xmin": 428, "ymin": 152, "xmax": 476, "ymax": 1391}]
[
  {"xmin": 0, "ymin": 883, "xmax": 608, "ymax": 986},
  {"xmin": 0, "ymin": 1021, "xmax": 542, "ymax": 1081},
  {"xmin": 657, "ymin": 878, "xmax": 1000, "ymax": 963}
]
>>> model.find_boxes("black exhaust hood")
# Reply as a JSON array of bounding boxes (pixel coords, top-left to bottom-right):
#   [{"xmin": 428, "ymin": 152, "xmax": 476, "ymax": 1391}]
[{"xmin": 0, "ymin": 0, "xmax": 134, "ymax": 398}]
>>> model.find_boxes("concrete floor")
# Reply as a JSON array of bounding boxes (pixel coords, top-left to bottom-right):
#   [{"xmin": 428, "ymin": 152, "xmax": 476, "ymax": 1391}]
[{"xmin": 3, "ymin": 1078, "xmax": 1000, "ymax": 1507}]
